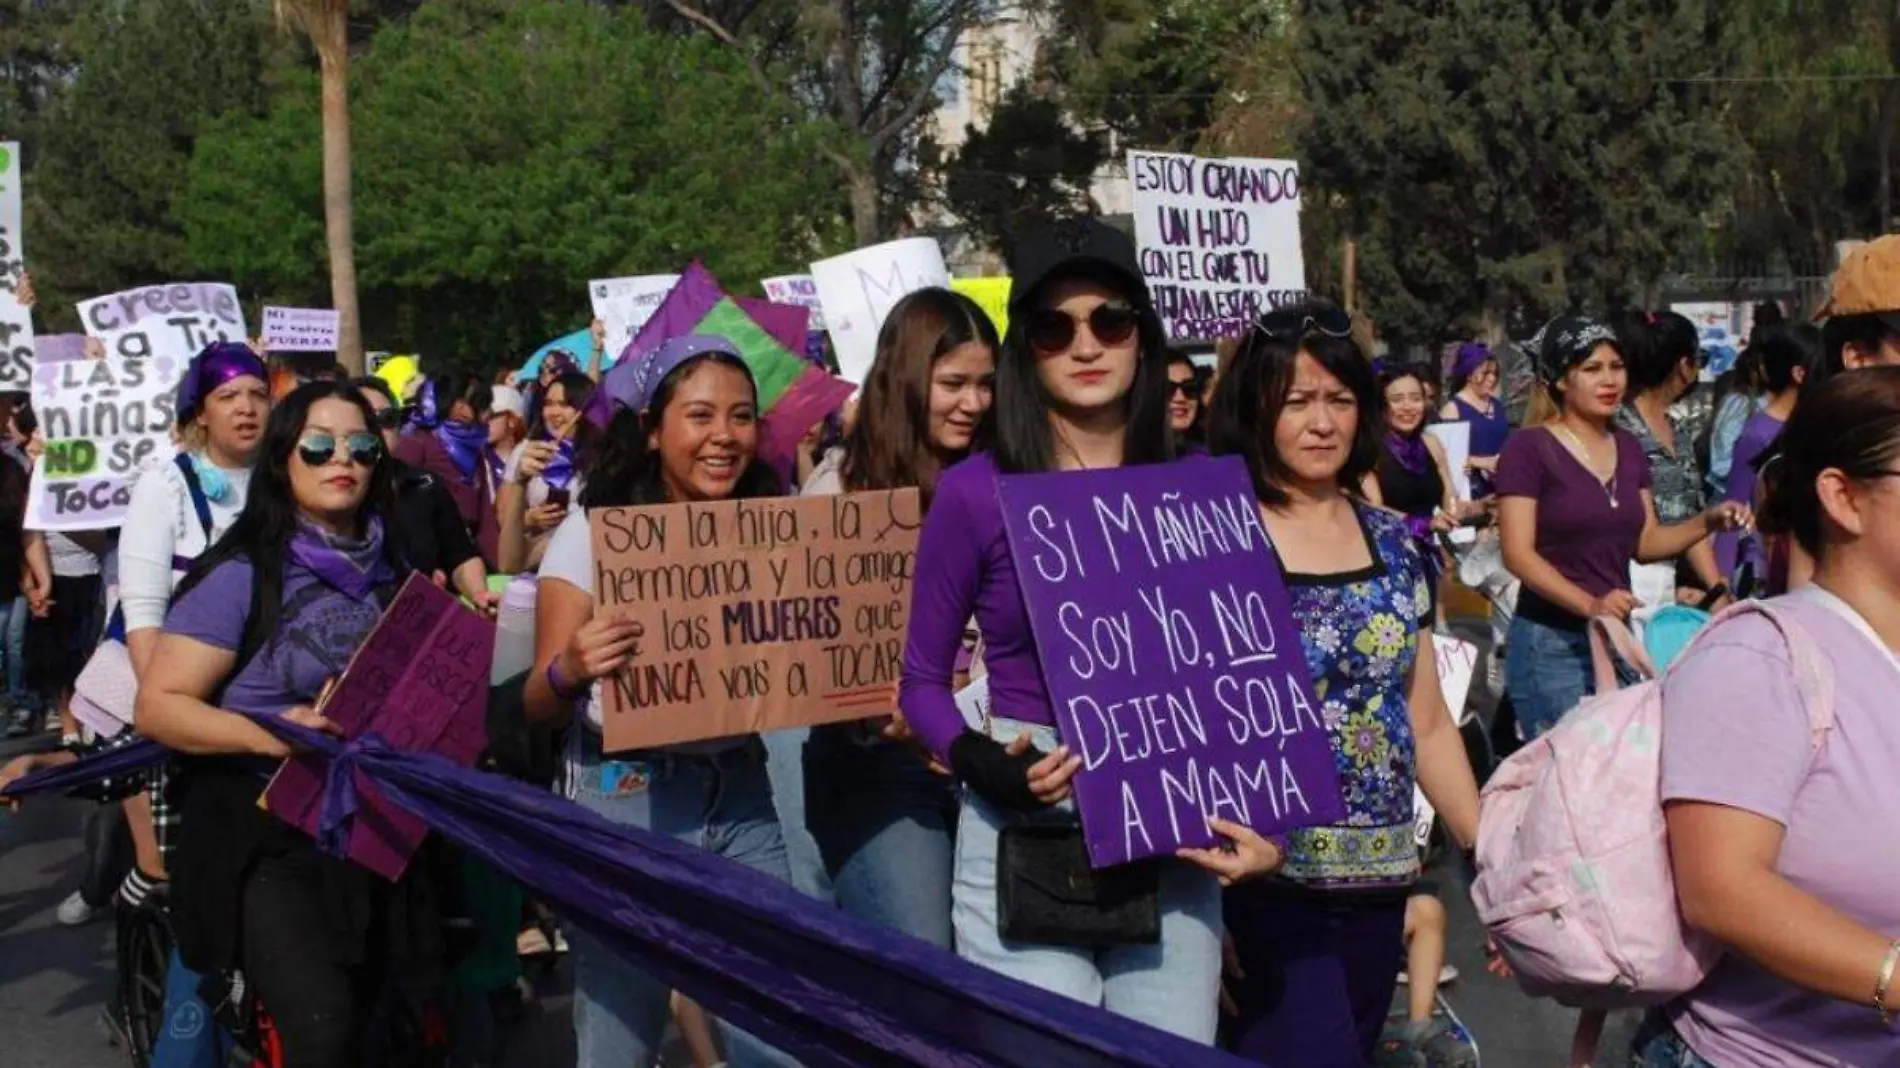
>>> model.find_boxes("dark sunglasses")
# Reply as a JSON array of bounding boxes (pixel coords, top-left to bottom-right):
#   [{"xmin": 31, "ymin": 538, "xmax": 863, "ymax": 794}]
[
  {"xmin": 371, "ymin": 407, "xmax": 404, "ymax": 430},
  {"xmin": 1168, "ymin": 380, "xmax": 1201, "ymax": 399},
  {"xmin": 1025, "ymin": 302, "xmax": 1140, "ymax": 355},
  {"xmin": 1253, "ymin": 305, "xmax": 1353, "ymax": 342},
  {"xmin": 297, "ymin": 431, "xmax": 385, "ymax": 468}
]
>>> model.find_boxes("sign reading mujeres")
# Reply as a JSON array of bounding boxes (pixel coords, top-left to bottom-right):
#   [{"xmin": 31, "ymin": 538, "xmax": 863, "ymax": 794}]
[{"xmin": 998, "ymin": 455, "xmax": 1346, "ymax": 867}]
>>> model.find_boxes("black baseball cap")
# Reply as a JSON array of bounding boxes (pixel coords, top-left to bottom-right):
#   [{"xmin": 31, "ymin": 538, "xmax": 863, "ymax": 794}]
[{"xmin": 1007, "ymin": 218, "xmax": 1159, "ymax": 332}]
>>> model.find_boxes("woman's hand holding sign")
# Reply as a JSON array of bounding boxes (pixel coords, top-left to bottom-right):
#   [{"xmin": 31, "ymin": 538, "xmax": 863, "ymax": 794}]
[
  {"xmin": 562, "ymin": 611, "xmax": 645, "ymax": 686},
  {"xmin": 1178, "ymin": 817, "xmax": 1285, "ymax": 886}
]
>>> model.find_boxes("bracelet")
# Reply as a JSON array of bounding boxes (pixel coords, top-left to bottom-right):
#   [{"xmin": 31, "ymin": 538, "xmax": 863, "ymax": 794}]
[
  {"xmin": 1875, "ymin": 937, "xmax": 1900, "ymax": 1025},
  {"xmin": 545, "ymin": 658, "xmax": 589, "ymax": 701}
]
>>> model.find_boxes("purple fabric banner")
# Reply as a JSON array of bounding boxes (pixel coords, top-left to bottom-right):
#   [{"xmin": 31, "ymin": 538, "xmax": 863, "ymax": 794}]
[{"xmin": 996, "ymin": 455, "xmax": 1348, "ymax": 867}]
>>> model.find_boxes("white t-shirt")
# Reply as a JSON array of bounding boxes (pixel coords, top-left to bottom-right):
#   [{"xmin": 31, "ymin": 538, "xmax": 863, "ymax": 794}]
[
  {"xmin": 116, "ymin": 454, "xmax": 253, "ymax": 632},
  {"xmin": 47, "ymin": 533, "xmax": 102, "ymax": 578},
  {"xmin": 538, "ymin": 508, "xmax": 736, "ymax": 754}
]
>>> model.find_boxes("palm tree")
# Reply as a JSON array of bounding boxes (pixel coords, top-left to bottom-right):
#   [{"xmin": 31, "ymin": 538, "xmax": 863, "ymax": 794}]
[{"xmin": 274, "ymin": 0, "xmax": 362, "ymax": 374}]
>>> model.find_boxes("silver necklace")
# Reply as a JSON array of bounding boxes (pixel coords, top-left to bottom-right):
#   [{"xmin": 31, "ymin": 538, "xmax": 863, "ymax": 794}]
[{"xmin": 1555, "ymin": 424, "xmax": 1618, "ymax": 509}]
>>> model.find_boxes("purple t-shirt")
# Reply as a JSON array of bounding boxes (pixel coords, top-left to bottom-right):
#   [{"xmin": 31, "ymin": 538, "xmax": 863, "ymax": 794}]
[
  {"xmin": 900, "ymin": 452, "xmax": 1047, "ymax": 761},
  {"xmin": 165, "ymin": 556, "xmax": 388, "ymax": 723},
  {"xmin": 1660, "ymin": 588, "xmax": 1900, "ymax": 1066},
  {"xmin": 1492, "ymin": 426, "xmax": 1652, "ymax": 627}
]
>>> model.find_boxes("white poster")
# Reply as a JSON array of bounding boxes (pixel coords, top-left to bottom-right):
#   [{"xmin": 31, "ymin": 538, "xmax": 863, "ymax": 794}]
[
  {"xmin": 1426, "ymin": 421, "xmax": 1473, "ymax": 502},
  {"xmin": 1127, "ymin": 149, "xmax": 1306, "ymax": 341},
  {"xmin": 1412, "ymin": 635, "xmax": 1480, "ymax": 846},
  {"xmin": 590, "ymin": 274, "xmax": 680, "ymax": 359},
  {"xmin": 34, "ymin": 283, "xmax": 248, "ymax": 530},
  {"xmin": 762, "ymin": 274, "xmax": 826, "ymax": 331},
  {"xmin": 262, "ymin": 305, "xmax": 339, "ymax": 352},
  {"xmin": 810, "ymin": 237, "xmax": 950, "ymax": 384},
  {"xmin": 0, "ymin": 142, "xmax": 33, "ymax": 391}
]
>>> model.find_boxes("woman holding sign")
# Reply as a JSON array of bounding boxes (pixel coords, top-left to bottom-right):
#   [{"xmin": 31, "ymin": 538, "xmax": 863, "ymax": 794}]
[
  {"xmin": 802, "ymin": 286, "xmax": 997, "ymax": 949},
  {"xmin": 135, "ymin": 381, "xmax": 429, "ymax": 1068},
  {"xmin": 524, "ymin": 335, "xmax": 798, "ymax": 1068},
  {"xmin": 900, "ymin": 219, "xmax": 1279, "ymax": 1043},
  {"xmin": 1206, "ymin": 302, "xmax": 1483, "ymax": 1067}
]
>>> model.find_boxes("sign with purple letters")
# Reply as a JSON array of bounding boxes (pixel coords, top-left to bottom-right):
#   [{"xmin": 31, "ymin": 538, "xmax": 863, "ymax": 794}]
[{"xmin": 998, "ymin": 455, "xmax": 1347, "ymax": 867}]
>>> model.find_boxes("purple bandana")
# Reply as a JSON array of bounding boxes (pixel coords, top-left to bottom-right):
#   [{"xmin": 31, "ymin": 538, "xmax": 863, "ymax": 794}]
[
  {"xmin": 176, "ymin": 342, "xmax": 267, "ymax": 424},
  {"xmin": 485, "ymin": 446, "xmax": 507, "ymax": 488},
  {"xmin": 1453, "ymin": 342, "xmax": 1492, "ymax": 380},
  {"xmin": 1385, "ymin": 428, "xmax": 1432, "ymax": 476},
  {"xmin": 434, "ymin": 421, "xmax": 488, "ymax": 484},
  {"xmin": 541, "ymin": 437, "xmax": 577, "ymax": 492},
  {"xmin": 286, "ymin": 517, "xmax": 395, "ymax": 602},
  {"xmin": 586, "ymin": 334, "xmax": 742, "ymax": 430}
]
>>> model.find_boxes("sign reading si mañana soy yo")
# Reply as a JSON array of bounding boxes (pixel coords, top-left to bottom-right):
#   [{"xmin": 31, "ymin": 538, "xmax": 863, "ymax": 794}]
[
  {"xmin": 590, "ymin": 489, "xmax": 920, "ymax": 752},
  {"xmin": 998, "ymin": 455, "xmax": 1347, "ymax": 867}
]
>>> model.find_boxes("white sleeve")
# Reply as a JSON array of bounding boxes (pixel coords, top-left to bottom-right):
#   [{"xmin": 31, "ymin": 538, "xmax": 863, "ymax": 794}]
[
  {"xmin": 116, "ymin": 467, "xmax": 182, "ymax": 633},
  {"xmin": 501, "ymin": 441, "xmax": 526, "ymax": 484},
  {"xmin": 537, "ymin": 508, "xmax": 594, "ymax": 593}
]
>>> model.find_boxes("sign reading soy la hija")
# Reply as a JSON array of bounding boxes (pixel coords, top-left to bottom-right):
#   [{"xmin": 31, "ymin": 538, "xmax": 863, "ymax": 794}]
[
  {"xmin": 28, "ymin": 283, "xmax": 248, "ymax": 530},
  {"xmin": 590, "ymin": 489, "xmax": 921, "ymax": 752},
  {"xmin": 262, "ymin": 306, "xmax": 340, "ymax": 352},
  {"xmin": 1128, "ymin": 149, "xmax": 1306, "ymax": 341},
  {"xmin": 0, "ymin": 142, "xmax": 33, "ymax": 392},
  {"xmin": 998, "ymin": 455, "xmax": 1348, "ymax": 867}
]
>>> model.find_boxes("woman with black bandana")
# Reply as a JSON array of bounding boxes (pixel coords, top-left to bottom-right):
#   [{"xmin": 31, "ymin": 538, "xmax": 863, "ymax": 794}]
[{"xmin": 1495, "ymin": 317, "xmax": 1751, "ymax": 739}]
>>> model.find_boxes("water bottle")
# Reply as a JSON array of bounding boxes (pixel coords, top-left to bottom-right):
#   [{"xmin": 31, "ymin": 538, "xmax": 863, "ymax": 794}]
[{"xmin": 491, "ymin": 573, "xmax": 539, "ymax": 686}]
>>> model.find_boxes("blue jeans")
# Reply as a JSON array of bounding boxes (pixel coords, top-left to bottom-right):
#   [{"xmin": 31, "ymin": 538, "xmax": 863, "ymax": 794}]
[
  {"xmin": 951, "ymin": 718, "xmax": 1223, "ymax": 1043},
  {"xmin": 1630, "ymin": 1010, "xmax": 1717, "ymax": 1067},
  {"xmin": 1505, "ymin": 614, "xmax": 1594, "ymax": 740},
  {"xmin": 804, "ymin": 724, "xmax": 956, "ymax": 948},
  {"xmin": 762, "ymin": 727, "xmax": 832, "ymax": 903},
  {"xmin": 3, "ymin": 594, "xmax": 36, "ymax": 710},
  {"xmin": 567, "ymin": 732, "xmax": 800, "ymax": 1068}
]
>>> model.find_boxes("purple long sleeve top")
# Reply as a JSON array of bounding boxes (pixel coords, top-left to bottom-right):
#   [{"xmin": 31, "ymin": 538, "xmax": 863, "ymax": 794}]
[{"xmin": 900, "ymin": 452, "xmax": 1053, "ymax": 761}]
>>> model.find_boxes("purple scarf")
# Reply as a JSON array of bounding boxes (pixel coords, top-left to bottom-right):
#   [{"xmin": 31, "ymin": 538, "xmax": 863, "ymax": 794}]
[
  {"xmin": 541, "ymin": 438, "xmax": 577, "ymax": 492},
  {"xmin": 286, "ymin": 517, "xmax": 394, "ymax": 602},
  {"xmin": 485, "ymin": 446, "xmax": 507, "ymax": 490},
  {"xmin": 1385, "ymin": 428, "xmax": 1432, "ymax": 476},
  {"xmin": 434, "ymin": 420, "xmax": 489, "ymax": 485}
]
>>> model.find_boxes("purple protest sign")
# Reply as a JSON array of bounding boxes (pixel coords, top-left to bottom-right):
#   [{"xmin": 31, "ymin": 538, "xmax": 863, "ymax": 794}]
[{"xmin": 997, "ymin": 455, "xmax": 1347, "ymax": 867}]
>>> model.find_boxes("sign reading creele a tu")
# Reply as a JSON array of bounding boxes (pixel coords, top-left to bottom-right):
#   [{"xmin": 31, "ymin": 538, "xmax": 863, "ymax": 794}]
[{"xmin": 589, "ymin": 489, "xmax": 921, "ymax": 751}]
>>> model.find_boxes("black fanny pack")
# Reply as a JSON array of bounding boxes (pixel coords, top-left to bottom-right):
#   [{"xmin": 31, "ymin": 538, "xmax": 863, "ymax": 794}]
[{"xmin": 996, "ymin": 824, "xmax": 1159, "ymax": 947}]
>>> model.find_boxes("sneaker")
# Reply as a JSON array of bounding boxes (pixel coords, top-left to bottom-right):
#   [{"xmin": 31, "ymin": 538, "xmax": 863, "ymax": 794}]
[
  {"xmin": 57, "ymin": 890, "xmax": 102, "ymax": 926},
  {"xmin": 1395, "ymin": 965, "xmax": 1459, "ymax": 987},
  {"xmin": 3, "ymin": 709, "xmax": 32, "ymax": 738}
]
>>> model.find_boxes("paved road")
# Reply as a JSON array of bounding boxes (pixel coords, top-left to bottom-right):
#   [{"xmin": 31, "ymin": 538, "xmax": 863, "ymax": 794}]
[{"xmin": 0, "ymin": 722, "xmax": 1639, "ymax": 1068}]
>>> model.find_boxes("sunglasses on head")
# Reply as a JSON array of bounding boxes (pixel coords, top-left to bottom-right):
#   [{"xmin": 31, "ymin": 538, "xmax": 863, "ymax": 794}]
[
  {"xmin": 1253, "ymin": 305, "xmax": 1353, "ymax": 342},
  {"xmin": 1025, "ymin": 302, "xmax": 1141, "ymax": 355},
  {"xmin": 297, "ymin": 431, "xmax": 385, "ymax": 469}
]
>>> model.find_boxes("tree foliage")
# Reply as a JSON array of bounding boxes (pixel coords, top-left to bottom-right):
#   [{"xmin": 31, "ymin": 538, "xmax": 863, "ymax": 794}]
[
  {"xmin": 941, "ymin": 84, "xmax": 1106, "ymax": 254},
  {"xmin": 178, "ymin": 0, "xmax": 849, "ymax": 368}
]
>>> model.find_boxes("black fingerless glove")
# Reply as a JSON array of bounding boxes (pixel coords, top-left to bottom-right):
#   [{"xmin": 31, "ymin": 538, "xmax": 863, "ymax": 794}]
[{"xmin": 949, "ymin": 730, "xmax": 1048, "ymax": 812}]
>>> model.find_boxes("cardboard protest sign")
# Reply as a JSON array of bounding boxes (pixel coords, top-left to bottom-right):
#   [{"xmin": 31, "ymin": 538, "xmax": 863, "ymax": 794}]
[
  {"xmin": 762, "ymin": 274, "xmax": 827, "ymax": 331},
  {"xmin": 950, "ymin": 277, "xmax": 1011, "ymax": 338},
  {"xmin": 1128, "ymin": 149, "xmax": 1306, "ymax": 340},
  {"xmin": 810, "ymin": 238, "xmax": 950, "ymax": 385},
  {"xmin": 591, "ymin": 274, "xmax": 680, "ymax": 359},
  {"xmin": 266, "ymin": 575, "xmax": 494, "ymax": 881},
  {"xmin": 27, "ymin": 350, "xmax": 190, "ymax": 530},
  {"xmin": 1412, "ymin": 634, "xmax": 1480, "ymax": 846},
  {"xmin": 590, "ymin": 489, "xmax": 921, "ymax": 751},
  {"xmin": 262, "ymin": 306, "xmax": 340, "ymax": 352},
  {"xmin": 0, "ymin": 143, "xmax": 32, "ymax": 391},
  {"xmin": 998, "ymin": 455, "xmax": 1348, "ymax": 867}
]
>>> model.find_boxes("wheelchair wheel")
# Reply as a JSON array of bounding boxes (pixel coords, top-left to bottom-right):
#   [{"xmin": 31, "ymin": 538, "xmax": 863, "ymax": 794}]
[{"xmin": 115, "ymin": 898, "xmax": 175, "ymax": 1068}]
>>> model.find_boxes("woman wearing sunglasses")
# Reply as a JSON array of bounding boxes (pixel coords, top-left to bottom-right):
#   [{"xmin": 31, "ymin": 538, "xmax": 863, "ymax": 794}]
[
  {"xmin": 1207, "ymin": 304, "xmax": 1482, "ymax": 1067},
  {"xmin": 136, "ymin": 381, "xmax": 428, "ymax": 1068},
  {"xmin": 497, "ymin": 371, "xmax": 595, "ymax": 573},
  {"xmin": 900, "ymin": 218, "xmax": 1278, "ymax": 1041},
  {"xmin": 525, "ymin": 335, "xmax": 799, "ymax": 1068},
  {"xmin": 801, "ymin": 286, "xmax": 997, "ymax": 948},
  {"xmin": 1165, "ymin": 348, "xmax": 1208, "ymax": 446}
]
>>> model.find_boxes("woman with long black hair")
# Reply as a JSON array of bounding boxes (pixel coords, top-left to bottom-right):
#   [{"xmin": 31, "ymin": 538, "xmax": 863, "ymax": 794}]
[
  {"xmin": 136, "ymin": 381, "xmax": 431, "ymax": 1068},
  {"xmin": 523, "ymin": 335, "xmax": 796, "ymax": 1068}
]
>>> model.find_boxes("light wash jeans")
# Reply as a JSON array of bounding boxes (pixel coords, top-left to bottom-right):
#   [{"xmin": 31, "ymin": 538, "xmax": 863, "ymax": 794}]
[
  {"xmin": 567, "ymin": 731, "xmax": 801, "ymax": 1068},
  {"xmin": 3, "ymin": 594, "xmax": 37, "ymax": 711},
  {"xmin": 1505, "ymin": 614, "xmax": 1595, "ymax": 740},
  {"xmin": 951, "ymin": 718, "xmax": 1223, "ymax": 1044},
  {"xmin": 804, "ymin": 724, "xmax": 956, "ymax": 948},
  {"xmin": 762, "ymin": 726, "xmax": 833, "ymax": 903}
]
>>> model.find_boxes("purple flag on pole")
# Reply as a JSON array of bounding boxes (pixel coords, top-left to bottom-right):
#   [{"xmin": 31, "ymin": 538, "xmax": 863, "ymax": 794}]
[{"xmin": 997, "ymin": 454, "xmax": 1348, "ymax": 867}]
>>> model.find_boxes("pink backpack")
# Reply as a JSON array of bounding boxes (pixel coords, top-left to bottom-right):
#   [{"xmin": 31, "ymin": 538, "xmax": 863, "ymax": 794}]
[{"xmin": 1470, "ymin": 600, "xmax": 1835, "ymax": 1064}]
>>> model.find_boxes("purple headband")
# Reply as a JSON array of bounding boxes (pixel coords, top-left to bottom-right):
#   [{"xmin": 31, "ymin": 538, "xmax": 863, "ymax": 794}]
[
  {"xmin": 176, "ymin": 342, "xmax": 267, "ymax": 424},
  {"xmin": 586, "ymin": 334, "xmax": 744, "ymax": 430},
  {"xmin": 1453, "ymin": 342, "xmax": 1493, "ymax": 379}
]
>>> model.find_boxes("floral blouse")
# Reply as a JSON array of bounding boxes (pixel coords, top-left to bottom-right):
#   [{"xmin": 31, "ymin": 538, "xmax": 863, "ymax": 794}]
[{"xmin": 1276, "ymin": 504, "xmax": 1432, "ymax": 892}]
